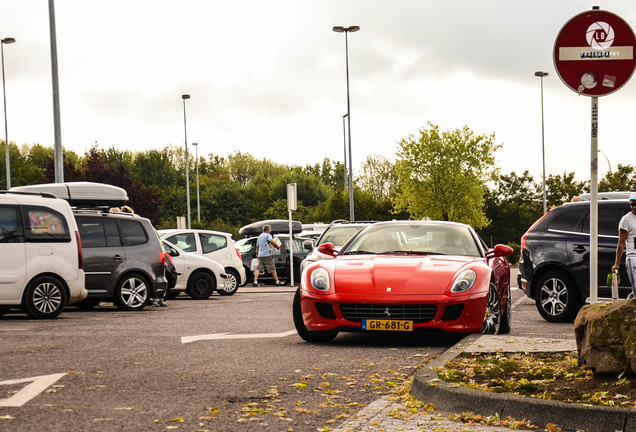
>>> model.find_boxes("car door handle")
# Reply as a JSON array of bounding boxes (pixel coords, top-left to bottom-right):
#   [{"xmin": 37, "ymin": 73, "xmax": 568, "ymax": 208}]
[
  {"xmin": 112, "ymin": 254, "xmax": 124, "ymax": 261},
  {"xmin": 572, "ymin": 245, "xmax": 587, "ymax": 254}
]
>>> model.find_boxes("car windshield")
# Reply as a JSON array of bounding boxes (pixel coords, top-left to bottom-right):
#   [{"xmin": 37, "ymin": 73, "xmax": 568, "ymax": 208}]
[
  {"xmin": 340, "ymin": 223, "xmax": 481, "ymax": 257},
  {"xmin": 318, "ymin": 225, "xmax": 363, "ymax": 246}
]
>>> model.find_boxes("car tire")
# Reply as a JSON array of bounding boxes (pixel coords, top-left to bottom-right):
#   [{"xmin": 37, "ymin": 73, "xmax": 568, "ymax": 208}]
[
  {"xmin": 293, "ymin": 288, "xmax": 338, "ymax": 343},
  {"xmin": 186, "ymin": 271, "xmax": 216, "ymax": 299},
  {"xmin": 499, "ymin": 283, "xmax": 511, "ymax": 334},
  {"xmin": 22, "ymin": 276, "xmax": 67, "ymax": 319},
  {"xmin": 218, "ymin": 268, "xmax": 240, "ymax": 296},
  {"xmin": 481, "ymin": 282, "xmax": 501, "ymax": 334},
  {"xmin": 535, "ymin": 270, "xmax": 580, "ymax": 323},
  {"xmin": 114, "ymin": 273, "xmax": 149, "ymax": 311}
]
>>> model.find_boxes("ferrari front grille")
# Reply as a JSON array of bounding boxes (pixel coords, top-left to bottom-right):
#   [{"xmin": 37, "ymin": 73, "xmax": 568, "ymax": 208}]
[{"xmin": 339, "ymin": 304, "xmax": 438, "ymax": 323}]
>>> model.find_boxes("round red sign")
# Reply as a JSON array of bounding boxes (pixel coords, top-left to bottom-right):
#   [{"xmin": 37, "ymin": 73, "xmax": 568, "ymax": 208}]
[{"xmin": 554, "ymin": 9, "xmax": 636, "ymax": 96}]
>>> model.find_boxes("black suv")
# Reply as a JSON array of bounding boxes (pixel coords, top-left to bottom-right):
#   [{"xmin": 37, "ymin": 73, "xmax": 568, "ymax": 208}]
[
  {"xmin": 519, "ymin": 199, "xmax": 631, "ymax": 322},
  {"xmin": 74, "ymin": 209, "xmax": 168, "ymax": 311}
]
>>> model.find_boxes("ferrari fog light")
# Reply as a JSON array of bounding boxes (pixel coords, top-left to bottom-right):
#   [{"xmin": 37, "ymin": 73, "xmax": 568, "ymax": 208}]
[
  {"xmin": 450, "ymin": 270, "xmax": 477, "ymax": 293},
  {"xmin": 311, "ymin": 268, "xmax": 330, "ymax": 291}
]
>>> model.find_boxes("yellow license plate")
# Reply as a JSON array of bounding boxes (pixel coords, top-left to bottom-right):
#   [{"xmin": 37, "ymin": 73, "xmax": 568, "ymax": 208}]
[{"xmin": 362, "ymin": 319, "xmax": 413, "ymax": 331}]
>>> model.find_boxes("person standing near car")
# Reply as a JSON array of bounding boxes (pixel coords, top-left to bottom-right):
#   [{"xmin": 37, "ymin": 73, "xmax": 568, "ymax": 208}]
[
  {"xmin": 253, "ymin": 224, "xmax": 284, "ymax": 287},
  {"xmin": 611, "ymin": 192, "xmax": 636, "ymax": 299}
]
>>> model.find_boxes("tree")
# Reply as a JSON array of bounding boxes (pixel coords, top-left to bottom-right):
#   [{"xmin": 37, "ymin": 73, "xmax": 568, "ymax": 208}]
[
  {"xmin": 543, "ymin": 172, "xmax": 587, "ymax": 207},
  {"xmin": 480, "ymin": 171, "xmax": 543, "ymax": 246},
  {"xmin": 358, "ymin": 155, "xmax": 399, "ymax": 201},
  {"xmin": 599, "ymin": 164, "xmax": 636, "ymax": 192},
  {"xmin": 394, "ymin": 123, "xmax": 501, "ymax": 228}
]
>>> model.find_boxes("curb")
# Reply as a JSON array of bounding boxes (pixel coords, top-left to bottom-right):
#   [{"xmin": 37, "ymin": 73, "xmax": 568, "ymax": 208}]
[{"xmin": 410, "ymin": 334, "xmax": 636, "ymax": 432}]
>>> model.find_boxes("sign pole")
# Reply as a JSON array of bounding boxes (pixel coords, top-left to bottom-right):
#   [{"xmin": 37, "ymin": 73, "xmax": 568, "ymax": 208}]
[
  {"xmin": 590, "ymin": 97, "xmax": 598, "ymax": 303},
  {"xmin": 553, "ymin": 7, "xmax": 636, "ymax": 304},
  {"xmin": 287, "ymin": 183, "xmax": 297, "ymax": 287}
]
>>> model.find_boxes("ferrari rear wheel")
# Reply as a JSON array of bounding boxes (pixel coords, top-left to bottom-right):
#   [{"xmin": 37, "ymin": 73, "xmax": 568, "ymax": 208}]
[
  {"xmin": 481, "ymin": 282, "xmax": 501, "ymax": 334},
  {"xmin": 293, "ymin": 288, "xmax": 338, "ymax": 343}
]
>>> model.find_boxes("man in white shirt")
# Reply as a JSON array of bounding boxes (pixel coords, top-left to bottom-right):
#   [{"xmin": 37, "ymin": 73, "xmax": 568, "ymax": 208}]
[{"xmin": 612, "ymin": 192, "xmax": 636, "ymax": 299}]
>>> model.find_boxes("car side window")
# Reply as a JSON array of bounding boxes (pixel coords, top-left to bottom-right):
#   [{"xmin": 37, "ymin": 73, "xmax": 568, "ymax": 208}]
[
  {"xmin": 22, "ymin": 205, "xmax": 71, "ymax": 242},
  {"xmin": 199, "ymin": 233, "xmax": 227, "ymax": 254},
  {"xmin": 547, "ymin": 208, "xmax": 585, "ymax": 233},
  {"xmin": 76, "ymin": 217, "xmax": 106, "ymax": 248},
  {"xmin": 0, "ymin": 204, "xmax": 24, "ymax": 243},
  {"xmin": 166, "ymin": 233, "xmax": 196, "ymax": 252},
  {"xmin": 104, "ymin": 218, "xmax": 121, "ymax": 246},
  {"xmin": 118, "ymin": 219, "xmax": 148, "ymax": 246},
  {"xmin": 582, "ymin": 205, "xmax": 630, "ymax": 236}
]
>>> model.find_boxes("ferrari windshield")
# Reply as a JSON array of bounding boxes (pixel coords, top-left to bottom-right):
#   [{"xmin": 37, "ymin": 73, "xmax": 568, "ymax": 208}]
[
  {"xmin": 318, "ymin": 225, "xmax": 364, "ymax": 246},
  {"xmin": 340, "ymin": 222, "xmax": 481, "ymax": 257}
]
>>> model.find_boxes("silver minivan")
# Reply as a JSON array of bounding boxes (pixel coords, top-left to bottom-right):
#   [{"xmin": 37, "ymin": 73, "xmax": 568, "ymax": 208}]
[{"xmin": 0, "ymin": 190, "xmax": 87, "ymax": 318}]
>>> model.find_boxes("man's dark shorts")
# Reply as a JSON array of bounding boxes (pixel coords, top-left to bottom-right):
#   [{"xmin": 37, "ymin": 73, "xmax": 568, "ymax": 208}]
[{"xmin": 258, "ymin": 256, "xmax": 276, "ymax": 274}]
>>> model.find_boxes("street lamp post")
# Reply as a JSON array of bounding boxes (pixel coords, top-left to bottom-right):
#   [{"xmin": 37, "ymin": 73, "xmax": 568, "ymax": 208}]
[
  {"xmin": 535, "ymin": 71, "xmax": 548, "ymax": 214},
  {"xmin": 182, "ymin": 94, "xmax": 191, "ymax": 229},
  {"xmin": 342, "ymin": 113, "xmax": 348, "ymax": 190},
  {"xmin": 192, "ymin": 142, "xmax": 200, "ymax": 223},
  {"xmin": 333, "ymin": 25, "xmax": 359, "ymax": 221},
  {"xmin": 1, "ymin": 37, "xmax": 15, "ymax": 189},
  {"xmin": 598, "ymin": 149, "xmax": 612, "ymax": 174}
]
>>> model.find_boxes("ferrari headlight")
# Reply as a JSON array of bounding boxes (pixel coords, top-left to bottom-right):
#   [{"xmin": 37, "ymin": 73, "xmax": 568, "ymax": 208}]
[
  {"xmin": 310, "ymin": 268, "xmax": 330, "ymax": 291},
  {"xmin": 450, "ymin": 270, "xmax": 477, "ymax": 293}
]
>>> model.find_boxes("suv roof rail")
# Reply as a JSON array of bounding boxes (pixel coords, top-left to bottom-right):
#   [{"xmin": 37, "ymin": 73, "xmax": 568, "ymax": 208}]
[{"xmin": 0, "ymin": 190, "xmax": 58, "ymax": 199}]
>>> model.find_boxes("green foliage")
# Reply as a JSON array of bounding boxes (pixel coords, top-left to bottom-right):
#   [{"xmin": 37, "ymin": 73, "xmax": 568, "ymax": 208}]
[
  {"xmin": 6, "ymin": 128, "xmax": 634, "ymax": 247},
  {"xmin": 394, "ymin": 123, "xmax": 501, "ymax": 229},
  {"xmin": 599, "ymin": 164, "xmax": 636, "ymax": 192},
  {"xmin": 544, "ymin": 171, "xmax": 588, "ymax": 207},
  {"xmin": 479, "ymin": 171, "xmax": 543, "ymax": 246}
]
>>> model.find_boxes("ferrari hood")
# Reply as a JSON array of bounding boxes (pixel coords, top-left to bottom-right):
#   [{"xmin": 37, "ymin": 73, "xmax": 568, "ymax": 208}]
[{"xmin": 333, "ymin": 255, "xmax": 480, "ymax": 295}]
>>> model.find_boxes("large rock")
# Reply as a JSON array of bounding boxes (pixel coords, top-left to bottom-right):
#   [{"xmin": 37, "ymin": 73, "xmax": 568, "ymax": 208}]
[{"xmin": 574, "ymin": 299, "xmax": 636, "ymax": 375}]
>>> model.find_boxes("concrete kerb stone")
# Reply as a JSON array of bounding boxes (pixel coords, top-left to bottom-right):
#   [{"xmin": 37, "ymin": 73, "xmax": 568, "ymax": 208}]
[{"xmin": 410, "ymin": 333, "xmax": 636, "ymax": 432}]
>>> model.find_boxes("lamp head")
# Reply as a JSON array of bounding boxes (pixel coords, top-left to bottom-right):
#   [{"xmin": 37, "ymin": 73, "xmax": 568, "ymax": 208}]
[
  {"xmin": 348, "ymin": 26, "xmax": 360, "ymax": 32},
  {"xmin": 182, "ymin": 94, "xmax": 190, "ymax": 100},
  {"xmin": 192, "ymin": 142, "xmax": 198, "ymax": 146},
  {"xmin": 332, "ymin": 26, "xmax": 345, "ymax": 33},
  {"xmin": 1, "ymin": 38, "xmax": 15, "ymax": 45},
  {"xmin": 534, "ymin": 71, "xmax": 548, "ymax": 77}
]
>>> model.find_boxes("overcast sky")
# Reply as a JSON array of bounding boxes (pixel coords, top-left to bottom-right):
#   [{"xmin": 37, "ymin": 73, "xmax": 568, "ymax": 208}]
[{"xmin": 2, "ymin": 1, "xmax": 636, "ymax": 183}]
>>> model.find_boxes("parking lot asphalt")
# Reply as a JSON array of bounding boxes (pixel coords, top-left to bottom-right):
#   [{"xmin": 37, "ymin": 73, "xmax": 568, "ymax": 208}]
[{"xmin": 327, "ymin": 274, "xmax": 636, "ymax": 432}]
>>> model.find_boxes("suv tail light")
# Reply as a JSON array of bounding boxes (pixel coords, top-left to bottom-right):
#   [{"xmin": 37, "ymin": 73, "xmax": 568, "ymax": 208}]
[
  {"xmin": 160, "ymin": 251, "xmax": 167, "ymax": 266},
  {"xmin": 235, "ymin": 248, "xmax": 242, "ymax": 260},
  {"xmin": 521, "ymin": 211, "xmax": 551, "ymax": 249},
  {"xmin": 75, "ymin": 231, "xmax": 83, "ymax": 269}
]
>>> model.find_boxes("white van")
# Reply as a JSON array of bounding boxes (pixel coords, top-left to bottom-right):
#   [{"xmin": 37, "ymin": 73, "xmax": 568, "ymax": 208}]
[{"xmin": 0, "ymin": 190, "xmax": 87, "ymax": 318}]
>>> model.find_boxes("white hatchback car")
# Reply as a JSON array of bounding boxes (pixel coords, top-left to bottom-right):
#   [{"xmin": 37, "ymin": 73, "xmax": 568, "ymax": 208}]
[
  {"xmin": 0, "ymin": 190, "xmax": 87, "ymax": 318},
  {"xmin": 158, "ymin": 229, "xmax": 246, "ymax": 293},
  {"xmin": 162, "ymin": 240, "xmax": 233, "ymax": 298}
]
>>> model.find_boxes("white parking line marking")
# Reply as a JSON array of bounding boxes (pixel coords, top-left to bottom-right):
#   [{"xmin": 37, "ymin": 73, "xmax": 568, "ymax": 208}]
[
  {"xmin": 512, "ymin": 294, "xmax": 529, "ymax": 310},
  {"xmin": 181, "ymin": 330, "xmax": 296, "ymax": 344},
  {"xmin": 0, "ymin": 373, "xmax": 67, "ymax": 407}
]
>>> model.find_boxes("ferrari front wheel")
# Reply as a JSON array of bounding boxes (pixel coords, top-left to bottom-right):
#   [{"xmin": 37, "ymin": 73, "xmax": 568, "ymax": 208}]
[
  {"xmin": 293, "ymin": 288, "xmax": 338, "ymax": 343},
  {"xmin": 481, "ymin": 283, "xmax": 501, "ymax": 334}
]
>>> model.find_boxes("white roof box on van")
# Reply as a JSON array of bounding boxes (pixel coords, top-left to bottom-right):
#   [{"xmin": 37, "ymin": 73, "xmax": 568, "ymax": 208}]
[{"xmin": 10, "ymin": 182, "xmax": 128, "ymax": 207}]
